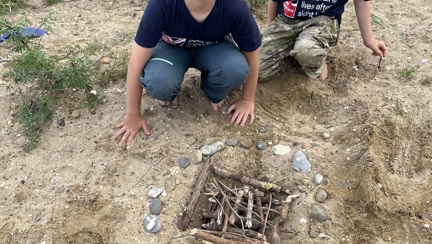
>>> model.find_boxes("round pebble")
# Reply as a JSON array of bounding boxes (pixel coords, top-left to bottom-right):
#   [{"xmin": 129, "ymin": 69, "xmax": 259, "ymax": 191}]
[
  {"xmin": 190, "ymin": 150, "xmax": 202, "ymax": 164},
  {"xmin": 256, "ymin": 141, "xmax": 268, "ymax": 150},
  {"xmin": 144, "ymin": 214, "xmax": 163, "ymax": 233},
  {"xmin": 315, "ymin": 189, "xmax": 328, "ymax": 203},
  {"xmin": 225, "ymin": 138, "xmax": 239, "ymax": 147},
  {"xmin": 71, "ymin": 110, "xmax": 81, "ymax": 119},
  {"xmin": 310, "ymin": 203, "xmax": 328, "ymax": 222},
  {"xmin": 164, "ymin": 175, "xmax": 176, "ymax": 192},
  {"xmin": 150, "ymin": 198, "xmax": 163, "ymax": 215},
  {"xmin": 292, "ymin": 151, "xmax": 311, "ymax": 173},
  {"xmin": 239, "ymin": 139, "xmax": 253, "ymax": 149},
  {"xmin": 200, "ymin": 141, "xmax": 224, "ymax": 156},
  {"xmin": 314, "ymin": 174, "xmax": 324, "ymax": 185},
  {"xmin": 179, "ymin": 157, "xmax": 191, "ymax": 169}
]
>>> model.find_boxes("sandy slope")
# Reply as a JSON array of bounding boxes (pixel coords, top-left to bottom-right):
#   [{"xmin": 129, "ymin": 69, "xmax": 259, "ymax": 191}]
[{"xmin": 1, "ymin": 0, "xmax": 431, "ymax": 243}]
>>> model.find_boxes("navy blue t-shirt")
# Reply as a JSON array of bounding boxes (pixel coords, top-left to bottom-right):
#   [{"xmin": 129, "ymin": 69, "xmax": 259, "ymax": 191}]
[
  {"xmin": 135, "ymin": 0, "xmax": 262, "ymax": 52},
  {"xmin": 273, "ymin": 0, "xmax": 348, "ymax": 23}
]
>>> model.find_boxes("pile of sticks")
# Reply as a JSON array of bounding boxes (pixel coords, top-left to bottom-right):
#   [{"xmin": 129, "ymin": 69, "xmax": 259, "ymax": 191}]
[{"xmin": 178, "ymin": 159, "xmax": 297, "ymax": 244}]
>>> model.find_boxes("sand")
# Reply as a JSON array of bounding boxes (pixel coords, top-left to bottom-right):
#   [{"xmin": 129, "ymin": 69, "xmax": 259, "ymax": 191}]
[{"xmin": 0, "ymin": 0, "xmax": 431, "ymax": 243}]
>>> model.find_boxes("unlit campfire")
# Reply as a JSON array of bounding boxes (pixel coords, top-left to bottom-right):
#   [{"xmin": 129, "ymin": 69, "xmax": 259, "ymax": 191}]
[{"xmin": 177, "ymin": 159, "xmax": 298, "ymax": 244}]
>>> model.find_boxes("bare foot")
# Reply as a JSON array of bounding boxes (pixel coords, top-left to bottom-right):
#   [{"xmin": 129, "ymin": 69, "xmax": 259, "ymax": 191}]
[
  {"xmin": 319, "ymin": 62, "xmax": 328, "ymax": 81},
  {"xmin": 210, "ymin": 99, "xmax": 225, "ymax": 111},
  {"xmin": 159, "ymin": 96, "xmax": 179, "ymax": 109}
]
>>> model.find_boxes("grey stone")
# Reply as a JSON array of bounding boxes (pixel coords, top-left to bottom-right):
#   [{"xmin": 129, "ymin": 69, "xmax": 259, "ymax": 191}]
[
  {"xmin": 239, "ymin": 139, "xmax": 253, "ymax": 149},
  {"xmin": 256, "ymin": 141, "xmax": 268, "ymax": 150},
  {"xmin": 57, "ymin": 118, "xmax": 65, "ymax": 127},
  {"xmin": 150, "ymin": 198, "xmax": 163, "ymax": 215},
  {"xmin": 200, "ymin": 141, "xmax": 224, "ymax": 156},
  {"xmin": 143, "ymin": 214, "xmax": 163, "ymax": 233},
  {"xmin": 310, "ymin": 203, "xmax": 328, "ymax": 222},
  {"xmin": 164, "ymin": 175, "xmax": 176, "ymax": 192},
  {"xmin": 315, "ymin": 189, "xmax": 328, "ymax": 203},
  {"xmin": 189, "ymin": 150, "xmax": 202, "ymax": 164},
  {"xmin": 309, "ymin": 224, "xmax": 320, "ymax": 238},
  {"xmin": 179, "ymin": 157, "xmax": 191, "ymax": 169},
  {"xmin": 258, "ymin": 127, "xmax": 267, "ymax": 133},
  {"xmin": 292, "ymin": 150, "xmax": 311, "ymax": 173},
  {"xmin": 225, "ymin": 138, "xmax": 239, "ymax": 147}
]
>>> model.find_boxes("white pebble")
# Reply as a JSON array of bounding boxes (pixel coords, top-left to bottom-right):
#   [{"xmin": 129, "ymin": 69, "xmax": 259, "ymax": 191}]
[
  {"xmin": 425, "ymin": 223, "xmax": 430, "ymax": 228},
  {"xmin": 300, "ymin": 218, "xmax": 307, "ymax": 224},
  {"xmin": 318, "ymin": 233, "xmax": 326, "ymax": 238}
]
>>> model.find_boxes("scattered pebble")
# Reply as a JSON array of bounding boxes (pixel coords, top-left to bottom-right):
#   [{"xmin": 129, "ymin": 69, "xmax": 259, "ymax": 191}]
[
  {"xmin": 147, "ymin": 187, "xmax": 164, "ymax": 198},
  {"xmin": 272, "ymin": 144, "xmax": 291, "ymax": 156},
  {"xmin": 159, "ymin": 234, "xmax": 170, "ymax": 244},
  {"xmin": 300, "ymin": 218, "xmax": 307, "ymax": 224},
  {"xmin": 310, "ymin": 203, "xmax": 328, "ymax": 222},
  {"xmin": 71, "ymin": 110, "xmax": 80, "ymax": 119},
  {"xmin": 179, "ymin": 157, "xmax": 191, "ymax": 169},
  {"xmin": 315, "ymin": 189, "xmax": 328, "ymax": 203},
  {"xmin": 190, "ymin": 150, "xmax": 202, "ymax": 164},
  {"xmin": 422, "ymin": 59, "xmax": 429, "ymax": 63},
  {"xmin": 318, "ymin": 233, "xmax": 326, "ymax": 238},
  {"xmin": 225, "ymin": 138, "xmax": 239, "ymax": 147},
  {"xmin": 292, "ymin": 150, "xmax": 311, "ymax": 173},
  {"xmin": 314, "ymin": 174, "xmax": 324, "ymax": 185},
  {"xmin": 256, "ymin": 140, "xmax": 267, "ymax": 150},
  {"xmin": 239, "ymin": 139, "xmax": 253, "ymax": 149},
  {"xmin": 258, "ymin": 127, "xmax": 267, "ymax": 133},
  {"xmin": 200, "ymin": 141, "xmax": 224, "ymax": 156},
  {"xmin": 164, "ymin": 175, "xmax": 176, "ymax": 192},
  {"xmin": 150, "ymin": 198, "xmax": 163, "ymax": 215},
  {"xmin": 144, "ymin": 214, "xmax": 163, "ymax": 233},
  {"xmin": 57, "ymin": 118, "xmax": 65, "ymax": 127},
  {"xmin": 425, "ymin": 223, "xmax": 430, "ymax": 228},
  {"xmin": 309, "ymin": 224, "xmax": 319, "ymax": 238},
  {"xmin": 100, "ymin": 57, "xmax": 110, "ymax": 64},
  {"xmin": 322, "ymin": 132, "xmax": 331, "ymax": 139}
]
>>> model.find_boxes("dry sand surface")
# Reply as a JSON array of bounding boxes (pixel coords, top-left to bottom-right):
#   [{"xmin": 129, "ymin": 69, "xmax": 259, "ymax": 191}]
[{"xmin": 1, "ymin": 0, "xmax": 431, "ymax": 243}]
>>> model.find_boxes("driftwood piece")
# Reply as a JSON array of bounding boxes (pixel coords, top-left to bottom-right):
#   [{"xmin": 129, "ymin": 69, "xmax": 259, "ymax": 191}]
[
  {"xmin": 246, "ymin": 191, "xmax": 254, "ymax": 228},
  {"xmin": 211, "ymin": 166, "xmax": 290, "ymax": 194},
  {"xmin": 271, "ymin": 195, "xmax": 299, "ymax": 244},
  {"xmin": 178, "ymin": 158, "xmax": 212, "ymax": 231},
  {"xmin": 191, "ymin": 228, "xmax": 262, "ymax": 244},
  {"xmin": 202, "ymin": 221, "xmax": 266, "ymax": 241}
]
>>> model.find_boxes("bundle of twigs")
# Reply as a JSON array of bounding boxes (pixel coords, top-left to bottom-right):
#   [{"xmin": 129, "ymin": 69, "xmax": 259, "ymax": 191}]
[{"xmin": 177, "ymin": 159, "xmax": 298, "ymax": 244}]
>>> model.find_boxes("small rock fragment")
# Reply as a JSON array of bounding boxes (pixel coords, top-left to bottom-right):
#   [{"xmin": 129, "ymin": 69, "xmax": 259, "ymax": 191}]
[
  {"xmin": 164, "ymin": 175, "xmax": 176, "ymax": 192},
  {"xmin": 239, "ymin": 139, "xmax": 253, "ymax": 149},
  {"xmin": 200, "ymin": 141, "xmax": 224, "ymax": 156},
  {"xmin": 256, "ymin": 140, "xmax": 267, "ymax": 150},
  {"xmin": 150, "ymin": 198, "xmax": 163, "ymax": 215},
  {"xmin": 272, "ymin": 144, "xmax": 291, "ymax": 156},
  {"xmin": 179, "ymin": 157, "xmax": 191, "ymax": 169},
  {"xmin": 147, "ymin": 187, "xmax": 164, "ymax": 198},
  {"xmin": 144, "ymin": 214, "xmax": 163, "ymax": 233},
  {"xmin": 71, "ymin": 110, "xmax": 81, "ymax": 119},
  {"xmin": 190, "ymin": 150, "xmax": 202, "ymax": 164},
  {"xmin": 225, "ymin": 138, "xmax": 239, "ymax": 147},
  {"xmin": 314, "ymin": 174, "xmax": 324, "ymax": 185},
  {"xmin": 292, "ymin": 151, "xmax": 311, "ymax": 173},
  {"xmin": 310, "ymin": 203, "xmax": 328, "ymax": 222},
  {"xmin": 57, "ymin": 118, "xmax": 65, "ymax": 127},
  {"xmin": 309, "ymin": 224, "xmax": 319, "ymax": 238},
  {"xmin": 322, "ymin": 132, "xmax": 331, "ymax": 139},
  {"xmin": 315, "ymin": 189, "xmax": 328, "ymax": 203}
]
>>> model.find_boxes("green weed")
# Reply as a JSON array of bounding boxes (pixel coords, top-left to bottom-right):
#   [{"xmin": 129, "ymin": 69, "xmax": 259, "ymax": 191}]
[
  {"xmin": 397, "ymin": 66, "xmax": 416, "ymax": 81},
  {"xmin": 393, "ymin": 99, "xmax": 403, "ymax": 116}
]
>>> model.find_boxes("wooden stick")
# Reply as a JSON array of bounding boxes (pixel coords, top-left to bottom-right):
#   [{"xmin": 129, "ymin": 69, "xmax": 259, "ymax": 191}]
[
  {"xmin": 254, "ymin": 189, "xmax": 265, "ymax": 234},
  {"xmin": 211, "ymin": 166, "xmax": 290, "ymax": 194},
  {"xmin": 261, "ymin": 193, "xmax": 272, "ymax": 236},
  {"xmin": 202, "ymin": 222, "xmax": 266, "ymax": 241},
  {"xmin": 191, "ymin": 228, "xmax": 260, "ymax": 244},
  {"xmin": 271, "ymin": 195, "xmax": 299, "ymax": 244},
  {"xmin": 246, "ymin": 191, "xmax": 254, "ymax": 228},
  {"xmin": 178, "ymin": 158, "xmax": 212, "ymax": 231}
]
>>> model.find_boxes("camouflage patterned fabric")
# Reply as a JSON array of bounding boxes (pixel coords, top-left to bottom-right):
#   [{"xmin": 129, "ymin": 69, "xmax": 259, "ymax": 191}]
[{"xmin": 259, "ymin": 15, "xmax": 340, "ymax": 81}]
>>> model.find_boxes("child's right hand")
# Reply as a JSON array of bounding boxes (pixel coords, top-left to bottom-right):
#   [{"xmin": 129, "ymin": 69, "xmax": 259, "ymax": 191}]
[{"xmin": 113, "ymin": 113, "xmax": 150, "ymax": 145}]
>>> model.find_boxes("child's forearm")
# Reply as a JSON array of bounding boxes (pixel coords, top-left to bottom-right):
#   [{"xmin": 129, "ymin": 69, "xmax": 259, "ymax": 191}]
[
  {"xmin": 241, "ymin": 50, "xmax": 259, "ymax": 102},
  {"xmin": 267, "ymin": 0, "xmax": 279, "ymax": 25},
  {"xmin": 125, "ymin": 43, "xmax": 153, "ymax": 116},
  {"xmin": 353, "ymin": 0, "xmax": 374, "ymax": 45}
]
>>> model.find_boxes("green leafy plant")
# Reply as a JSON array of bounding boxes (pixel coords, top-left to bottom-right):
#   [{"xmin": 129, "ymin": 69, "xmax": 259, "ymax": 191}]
[
  {"xmin": 393, "ymin": 99, "xmax": 403, "ymax": 116},
  {"xmin": 1, "ymin": 12, "xmax": 129, "ymax": 150}
]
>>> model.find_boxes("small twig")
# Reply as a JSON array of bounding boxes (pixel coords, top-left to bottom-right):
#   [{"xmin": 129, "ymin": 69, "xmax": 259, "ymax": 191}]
[
  {"xmin": 245, "ymin": 191, "xmax": 254, "ymax": 228},
  {"xmin": 0, "ymin": 59, "xmax": 14, "ymax": 63},
  {"xmin": 378, "ymin": 56, "xmax": 382, "ymax": 69},
  {"xmin": 261, "ymin": 193, "xmax": 272, "ymax": 236},
  {"xmin": 178, "ymin": 158, "xmax": 212, "ymax": 231},
  {"xmin": 254, "ymin": 189, "xmax": 265, "ymax": 232}
]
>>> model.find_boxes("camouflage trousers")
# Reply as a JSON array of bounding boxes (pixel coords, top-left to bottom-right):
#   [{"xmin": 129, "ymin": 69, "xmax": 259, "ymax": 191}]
[{"xmin": 259, "ymin": 15, "xmax": 340, "ymax": 81}]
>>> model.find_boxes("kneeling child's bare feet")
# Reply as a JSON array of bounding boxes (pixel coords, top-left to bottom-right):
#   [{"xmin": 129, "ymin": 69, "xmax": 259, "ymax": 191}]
[
  {"xmin": 159, "ymin": 96, "xmax": 179, "ymax": 109},
  {"xmin": 210, "ymin": 99, "xmax": 225, "ymax": 111},
  {"xmin": 319, "ymin": 62, "xmax": 328, "ymax": 81}
]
